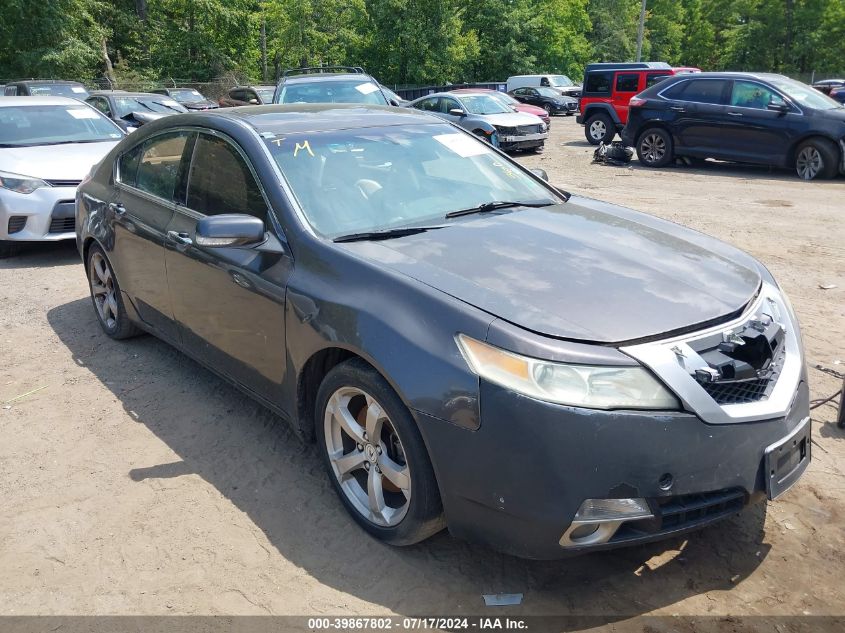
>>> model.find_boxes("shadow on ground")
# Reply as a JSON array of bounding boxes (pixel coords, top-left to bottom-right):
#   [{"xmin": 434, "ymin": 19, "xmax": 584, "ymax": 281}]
[
  {"xmin": 48, "ymin": 297, "xmax": 770, "ymax": 619},
  {"xmin": 0, "ymin": 241, "xmax": 79, "ymax": 270}
]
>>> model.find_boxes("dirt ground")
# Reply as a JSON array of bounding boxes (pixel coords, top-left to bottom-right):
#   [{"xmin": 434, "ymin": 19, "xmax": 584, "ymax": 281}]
[{"xmin": 1, "ymin": 119, "xmax": 844, "ymax": 623}]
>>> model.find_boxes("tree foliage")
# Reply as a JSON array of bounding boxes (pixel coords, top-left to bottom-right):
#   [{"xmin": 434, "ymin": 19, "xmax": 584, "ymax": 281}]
[{"xmin": 1, "ymin": 0, "xmax": 842, "ymax": 86}]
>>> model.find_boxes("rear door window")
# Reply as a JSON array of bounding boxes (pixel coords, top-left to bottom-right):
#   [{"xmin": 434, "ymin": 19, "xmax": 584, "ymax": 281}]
[
  {"xmin": 668, "ymin": 79, "xmax": 729, "ymax": 105},
  {"xmin": 135, "ymin": 131, "xmax": 191, "ymax": 200},
  {"xmin": 646, "ymin": 74, "xmax": 671, "ymax": 88},
  {"xmin": 186, "ymin": 134, "xmax": 267, "ymax": 223},
  {"xmin": 615, "ymin": 74, "xmax": 640, "ymax": 93},
  {"xmin": 585, "ymin": 73, "xmax": 611, "ymax": 94}
]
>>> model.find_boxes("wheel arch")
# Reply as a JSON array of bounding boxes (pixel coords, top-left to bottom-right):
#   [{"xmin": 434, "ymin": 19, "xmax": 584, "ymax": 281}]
[
  {"xmin": 582, "ymin": 103, "xmax": 621, "ymax": 126},
  {"xmin": 635, "ymin": 121, "xmax": 675, "ymax": 147},
  {"xmin": 786, "ymin": 133, "xmax": 841, "ymax": 167}
]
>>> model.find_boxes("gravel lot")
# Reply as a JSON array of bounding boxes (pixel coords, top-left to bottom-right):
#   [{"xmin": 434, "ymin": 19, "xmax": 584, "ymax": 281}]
[{"xmin": 1, "ymin": 118, "xmax": 844, "ymax": 622}]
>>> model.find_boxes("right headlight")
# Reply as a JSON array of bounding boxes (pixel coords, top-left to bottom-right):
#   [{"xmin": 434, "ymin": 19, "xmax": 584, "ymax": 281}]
[
  {"xmin": 0, "ymin": 170, "xmax": 50, "ymax": 194},
  {"xmin": 456, "ymin": 334, "xmax": 680, "ymax": 410}
]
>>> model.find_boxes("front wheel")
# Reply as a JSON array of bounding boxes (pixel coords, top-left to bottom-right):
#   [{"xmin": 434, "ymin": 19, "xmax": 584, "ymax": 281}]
[
  {"xmin": 543, "ymin": 103, "xmax": 552, "ymax": 115},
  {"xmin": 794, "ymin": 138, "xmax": 838, "ymax": 180},
  {"xmin": 636, "ymin": 128, "xmax": 674, "ymax": 167},
  {"xmin": 585, "ymin": 114, "xmax": 615, "ymax": 145},
  {"xmin": 316, "ymin": 359, "xmax": 444, "ymax": 546}
]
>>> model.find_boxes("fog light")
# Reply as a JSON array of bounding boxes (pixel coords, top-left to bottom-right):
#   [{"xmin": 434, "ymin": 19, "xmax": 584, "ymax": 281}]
[{"xmin": 560, "ymin": 498, "xmax": 655, "ymax": 548}]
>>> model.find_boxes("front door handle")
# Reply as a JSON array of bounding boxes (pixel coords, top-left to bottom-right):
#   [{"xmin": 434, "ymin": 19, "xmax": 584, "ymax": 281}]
[
  {"xmin": 669, "ymin": 106, "xmax": 685, "ymax": 112},
  {"xmin": 727, "ymin": 111, "xmax": 743, "ymax": 117},
  {"xmin": 167, "ymin": 230, "xmax": 193, "ymax": 248},
  {"xmin": 108, "ymin": 202, "xmax": 126, "ymax": 216}
]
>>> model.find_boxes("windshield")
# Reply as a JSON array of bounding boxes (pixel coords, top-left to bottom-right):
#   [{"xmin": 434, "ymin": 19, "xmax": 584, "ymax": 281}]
[
  {"xmin": 263, "ymin": 124, "xmax": 559, "ymax": 238},
  {"xmin": 27, "ymin": 84, "xmax": 89, "ymax": 99},
  {"xmin": 549, "ymin": 75, "xmax": 574, "ymax": 87},
  {"xmin": 457, "ymin": 94, "xmax": 511, "ymax": 115},
  {"xmin": 168, "ymin": 89, "xmax": 205, "ymax": 102},
  {"xmin": 536, "ymin": 87, "xmax": 562, "ymax": 98},
  {"xmin": 491, "ymin": 92, "xmax": 518, "ymax": 106},
  {"xmin": 113, "ymin": 97, "xmax": 188, "ymax": 117},
  {"xmin": 0, "ymin": 105, "xmax": 122, "ymax": 146},
  {"xmin": 256, "ymin": 87, "xmax": 276, "ymax": 103},
  {"xmin": 769, "ymin": 77, "xmax": 843, "ymax": 110},
  {"xmin": 277, "ymin": 80, "xmax": 388, "ymax": 105}
]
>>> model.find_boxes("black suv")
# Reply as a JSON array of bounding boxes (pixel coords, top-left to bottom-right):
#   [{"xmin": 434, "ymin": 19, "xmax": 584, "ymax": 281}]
[
  {"xmin": 623, "ymin": 72, "xmax": 845, "ymax": 180},
  {"xmin": 272, "ymin": 66, "xmax": 392, "ymax": 106},
  {"xmin": 3, "ymin": 80, "xmax": 89, "ymax": 99}
]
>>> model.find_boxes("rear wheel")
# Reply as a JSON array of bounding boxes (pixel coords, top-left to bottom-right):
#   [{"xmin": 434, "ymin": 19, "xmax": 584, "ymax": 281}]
[
  {"xmin": 543, "ymin": 103, "xmax": 552, "ymax": 115},
  {"xmin": 316, "ymin": 359, "xmax": 444, "ymax": 546},
  {"xmin": 794, "ymin": 138, "xmax": 838, "ymax": 180},
  {"xmin": 585, "ymin": 113, "xmax": 615, "ymax": 145},
  {"xmin": 86, "ymin": 244, "xmax": 141, "ymax": 339},
  {"xmin": 636, "ymin": 128, "xmax": 674, "ymax": 167}
]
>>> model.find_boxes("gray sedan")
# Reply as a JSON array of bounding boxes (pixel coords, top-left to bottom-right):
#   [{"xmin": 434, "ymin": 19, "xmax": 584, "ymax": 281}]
[{"xmin": 408, "ymin": 91, "xmax": 548, "ymax": 152}]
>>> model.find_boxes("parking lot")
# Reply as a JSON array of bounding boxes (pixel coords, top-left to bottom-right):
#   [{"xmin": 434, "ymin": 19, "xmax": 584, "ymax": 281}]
[{"xmin": 1, "ymin": 117, "xmax": 843, "ymax": 620}]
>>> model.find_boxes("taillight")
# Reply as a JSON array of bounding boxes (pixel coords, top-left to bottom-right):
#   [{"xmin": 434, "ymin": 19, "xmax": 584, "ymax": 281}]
[{"xmin": 629, "ymin": 96, "xmax": 647, "ymax": 107}]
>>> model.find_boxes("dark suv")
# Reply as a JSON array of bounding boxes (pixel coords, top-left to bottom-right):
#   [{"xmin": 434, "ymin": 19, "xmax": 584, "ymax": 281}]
[
  {"xmin": 273, "ymin": 66, "xmax": 392, "ymax": 106},
  {"xmin": 622, "ymin": 72, "xmax": 845, "ymax": 180},
  {"xmin": 3, "ymin": 80, "xmax": 89, "ymax": 99},
  {"xmin": 577, "ymin": 63, "xmax": 699, "ymax": 144}
]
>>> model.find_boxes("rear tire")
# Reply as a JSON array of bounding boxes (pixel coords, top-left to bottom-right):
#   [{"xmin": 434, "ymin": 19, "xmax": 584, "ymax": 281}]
[
  {"xmin": 585, "ymin": 113, "xmax": 615, "ymax": 145},
  {"xmin": 543, "ymin": 103, "xmax": 552, "ymax": 115},
  {"xmin": 636, "ymin": 127, "xmax": 674, "ymax": 168},
  {"xmin": 794, "ymin": 138, "xmax": 838, "ymax": 180},
  {"xmin": 86, "ymin": 244, "xmax": 141, "ymax": 340},
  {"xmin": 316, "ymin": 358, "xmax": 445, "ymax": 546}
]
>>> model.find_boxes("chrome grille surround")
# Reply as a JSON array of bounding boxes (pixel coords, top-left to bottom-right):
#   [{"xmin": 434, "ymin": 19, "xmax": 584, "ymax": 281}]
[{"xmin": 622, "ymin": 282, "xmax": 804, "ymax": 424}]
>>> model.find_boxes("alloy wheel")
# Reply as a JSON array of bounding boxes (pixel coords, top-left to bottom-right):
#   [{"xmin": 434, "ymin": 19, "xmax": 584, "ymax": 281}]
[
  {"xmin": 543, "ymin": 104, "xmax": 552, "ymax": 114},
  {"xmin": 89, "ymin": 251, "xmax": 118, "ymax": 330},
  {"xmin": 640, "ymin": 133, "xmax": 667, "ymax": 164},
  {"xmin": 324, "ymin": 386, "xmax": 411, "ymax": 527},
  {"xmin": 589, "ymin": 119, "xmax": 607, "ymax": 141},
  {"xmin": 796, "ymin": 146, "xmax": 822, "ymax": 180}
]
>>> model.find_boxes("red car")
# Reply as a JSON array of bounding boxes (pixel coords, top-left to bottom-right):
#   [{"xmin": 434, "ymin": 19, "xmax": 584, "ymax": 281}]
[
  {"xmin": 577, "ymin": 63, "xmax": 700, "ymax": 144},
  {"xmin": 449, "ymin": 88, "xmax": 551, "ymax": 127}
]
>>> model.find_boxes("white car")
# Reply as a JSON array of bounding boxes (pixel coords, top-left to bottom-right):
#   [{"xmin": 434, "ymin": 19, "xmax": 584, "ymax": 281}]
[{"xmin": 0, "ymin": 96, "xmax": 124, "ymax": 257}]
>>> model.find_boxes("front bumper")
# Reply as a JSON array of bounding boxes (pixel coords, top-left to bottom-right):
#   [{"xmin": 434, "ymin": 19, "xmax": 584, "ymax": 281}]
[
  {"xmin": 0, "ymin": 185, "xmax": 78, "ymax": 242},
  {"xmin": 417, "ymin": 379, "xmax": 810, "ymax": 559},
  {"xmin": 498, "ymin": 132, "xmax": 548, "ymax": 150}
]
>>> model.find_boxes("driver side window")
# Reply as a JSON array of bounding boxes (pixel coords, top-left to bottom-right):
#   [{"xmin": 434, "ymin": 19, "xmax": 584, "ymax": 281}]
[{"xmin": 731, "ymin": 81, "xmax": 779, "ymax": 110}]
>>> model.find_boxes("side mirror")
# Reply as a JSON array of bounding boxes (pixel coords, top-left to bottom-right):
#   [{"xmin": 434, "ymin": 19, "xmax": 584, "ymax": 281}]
[
  {"xmin": 529, "ymin": 168, "xmax": 549, "ymax": 182},
  {"xmin": 249, "ymin": 98, "xmax": 260, "ymax": 105},
  {"xmin": 767, "ymin": 101, "xmax": 789, "ymax": 114},
  {"xmin": 389, "ymin": 98, "xmax": 400, "ymax": 107},
  {"xmin": 195, "ymin": 214, "xmax": 265, "ymax": 248},
  {"xmin": 448, "ymin": 108, "xmax": 466, "ymax": 117}
]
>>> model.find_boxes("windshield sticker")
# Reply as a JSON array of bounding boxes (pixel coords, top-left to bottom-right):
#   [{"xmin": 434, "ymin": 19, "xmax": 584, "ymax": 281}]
[
  {"xmin": 71, "ymin": 86, "xmax": 86, "ymax": 93},
  {"xmin": 433, "ymin": 133, "xmax": 488, "ymax": 158},
  {"xmin": 67, "ymin": 108, "xmax": 100, "ymax": 120},
  {"xmin": 355, "ymin": 83, "xmax": 380, "ymax": 95},
  {"xmin": 109, "ymin": 133, "xmax": 122, "ymax": 138},
  {"xmin": 294, "ymin": 140, "xmax": 315, "ymax": 157},
  {"xmin": 492, "ymin": 160, "xmax": 518, "ymax": 179}
]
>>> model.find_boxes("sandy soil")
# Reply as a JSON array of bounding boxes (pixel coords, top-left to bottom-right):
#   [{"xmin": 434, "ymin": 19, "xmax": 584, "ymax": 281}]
[{"xmin": 1, "ymin": 120, "xmax": 844, "ymax": 622}]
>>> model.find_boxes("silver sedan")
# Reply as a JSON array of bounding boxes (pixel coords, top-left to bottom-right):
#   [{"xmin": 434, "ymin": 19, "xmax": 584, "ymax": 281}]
[{"xmin": 0, "ymin": 96, "xmax": 124, "ymax": 257}]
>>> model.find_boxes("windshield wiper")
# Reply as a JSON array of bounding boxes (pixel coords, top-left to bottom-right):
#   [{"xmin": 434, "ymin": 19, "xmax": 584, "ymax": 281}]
[
  {"xmin": 445, "ymin": 200, "xmax": 556, "ymax": 219},
  {"xmin": 333, "ymin": 225, "xmax": 443, "ymax": 243}
]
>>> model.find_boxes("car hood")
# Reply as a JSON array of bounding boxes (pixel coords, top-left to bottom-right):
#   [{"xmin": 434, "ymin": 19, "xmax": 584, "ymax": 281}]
[
  {"xmin": 816, "ymin": 106, "xmax": 845, "ymax": 123},
  {"xmin": 183, "ymin": 99, "xmax": 218, "ymax": 109},
  {"xmin": 341, "ymin": 196, "xmax": 762, "ymax": 344},
  {"xmin": 478, "ymin": 111, "xmax": 545, "ymax": 126},
  {"xmin": 0, "ymin": 141, "xmax": 120, "ymax": 180}
]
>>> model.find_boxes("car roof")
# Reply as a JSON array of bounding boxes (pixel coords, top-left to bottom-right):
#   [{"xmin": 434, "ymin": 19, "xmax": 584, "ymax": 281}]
[
  {"xmin": 585, "ymin": 62, "xmax": 672, "ymax": 72},
  {"xmin": 202, "ymin": 104, "xmax": 440, "ymax": 134},
  {"xmin": 661, "ymin": 71, "xmax": 788, "ymax": 81},
  {"xmin": 89, "ymin": 91, "xmax": 172, "ymax": 98},
  {"xmin": 0, "ymin": 96, "xmax": 90, "ymax": 107},
  {"xmin": 281, "ymin": 73, "xmax": 376, "ymax": 85},
  {"xmin": 234, "ymin": 85, "xmax": 278, "ymax": 90},
  {"xmin": 450, "ymin": 88, "xmax": 496, "ymax": 93},
  {"xmin": 8, "ymin": 79, "xmax": 86, "ymax": 85}
]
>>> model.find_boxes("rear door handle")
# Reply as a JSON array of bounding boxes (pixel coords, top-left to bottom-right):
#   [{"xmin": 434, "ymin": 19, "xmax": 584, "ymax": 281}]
[
  {"xmin": 669, "ymin": 106, "xmax": 685, "ymax": 112},
  {"xmin": 167, "ymin": 230, "xmax": 193, "ymax": 248},
  {"xmin": 728, "ymin": 111, "xmax": 743, "ymax": 117},
  {"xmin": 108, "ymin": 202, "xmax": 126, "ymax": 216}
]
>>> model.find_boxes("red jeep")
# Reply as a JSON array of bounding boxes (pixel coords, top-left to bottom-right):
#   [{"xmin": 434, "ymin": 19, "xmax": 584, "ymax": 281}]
[{"xmin": 577, "ymin": 62, "xmax": 700, "ymax": 144}]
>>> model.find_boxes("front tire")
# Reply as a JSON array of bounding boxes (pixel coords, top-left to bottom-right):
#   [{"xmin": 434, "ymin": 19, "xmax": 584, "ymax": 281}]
[
  {"xmin": 585, "ymin": 113, "xmax": 615, "ymax": 145},
  {"xmin": 316, "ymin": 359, "xmax": 444, "ymax": 546},
  {"xmin": 86, "ymin": 244, "xmax": 141, "ymax": 339},
  {"xmin": 636, "ymin": 127, "xmax": 674, "ymax": 167},
  {"xmin": 0, "ymin": 241, "xmax": 19, "ymax": 259},
  {"xmin": 794, "ymin": 138, "xmax": 838, "ymax": 180}
]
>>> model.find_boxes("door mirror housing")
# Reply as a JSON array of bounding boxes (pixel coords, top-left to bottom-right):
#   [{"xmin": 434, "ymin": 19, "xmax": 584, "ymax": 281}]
[
  {"xmin": 195, "ymin": 214, "xmax": 265, "ymax": 248},
  {"xmin": 767, "ymin": 101, "xmax": 789, "ymax": 114},
  {"xmin": 529, "ymin": 168, "xmax": 549, "ymax": 182},
  {"xmin": 249, "ymin": 98, "xmax": 260, "ymax": 105},
  {"xmin": 448, "ymin": 108, "xmax": 466, "ymax": 117}
]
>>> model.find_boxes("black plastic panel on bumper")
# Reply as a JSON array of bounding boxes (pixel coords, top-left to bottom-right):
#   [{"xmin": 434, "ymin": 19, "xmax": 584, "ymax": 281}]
[{"xmin": 415, "ymin": 379, "xmax": 810, "ymax": 559}]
